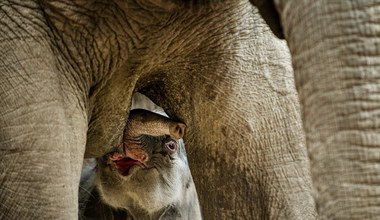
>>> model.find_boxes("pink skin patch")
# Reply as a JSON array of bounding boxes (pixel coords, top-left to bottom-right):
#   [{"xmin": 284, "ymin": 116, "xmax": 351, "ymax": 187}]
[{"xmin": 109, "ymin": 145, "xmax": 149, "ymax": 176}]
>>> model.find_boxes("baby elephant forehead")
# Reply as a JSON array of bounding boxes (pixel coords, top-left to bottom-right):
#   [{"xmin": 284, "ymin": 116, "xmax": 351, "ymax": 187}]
[
  {"xmin": 126, "ymin": 109, "xmax": 186, "ymax": 140},
  {"xmin": 136, "ymin": 134, "xmax": 167, "ymax": 149}
]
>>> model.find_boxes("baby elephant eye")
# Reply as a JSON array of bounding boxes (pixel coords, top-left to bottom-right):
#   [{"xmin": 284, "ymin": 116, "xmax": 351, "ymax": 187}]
[{"xmin": 164, "ymin": 140, "xmax": 177, "ymax": 153}]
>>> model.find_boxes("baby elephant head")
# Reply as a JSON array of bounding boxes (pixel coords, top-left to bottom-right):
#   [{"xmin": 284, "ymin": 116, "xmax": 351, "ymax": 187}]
[{"xmin": 96, "ymin": 109, "xmax": 201, "ymax": 220}]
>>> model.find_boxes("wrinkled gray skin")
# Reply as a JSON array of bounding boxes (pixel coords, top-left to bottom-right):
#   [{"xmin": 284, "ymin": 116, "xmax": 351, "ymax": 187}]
[
  {"xmin": 1, "ymin": 0, "xmax": 377, "ymax": 219},
  {"xmin": 250, "ymin": 0, "xmax": 380, "ymax": 219},
  {"xmin": 1, "ymin": 1, "xmax": 311, "ymax": 219},
  {"xmin": 80, "ymin": 108, "xmax": 201, "ymax": 220}
]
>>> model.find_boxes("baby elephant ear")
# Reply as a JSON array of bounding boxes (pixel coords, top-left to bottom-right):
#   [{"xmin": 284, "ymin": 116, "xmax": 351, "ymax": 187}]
[{"xmin": 169, "ymin": 123, "xmax": 186, "ymax": 140}]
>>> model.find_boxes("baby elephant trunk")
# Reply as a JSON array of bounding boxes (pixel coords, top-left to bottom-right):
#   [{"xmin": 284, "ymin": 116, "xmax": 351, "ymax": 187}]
[{"xmin": 125, "ymin": 109, "xmax": 186, "ymax": 140}]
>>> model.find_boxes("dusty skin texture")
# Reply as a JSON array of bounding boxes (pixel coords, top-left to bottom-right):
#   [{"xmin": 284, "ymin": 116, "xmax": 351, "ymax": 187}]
[
  {"xmin": 269, "ymin": 0, "xmax": 380, "ymax": 219},
  {"xmin": 0, "ymin": 0, "xmax": 316, "ymax": 219}
]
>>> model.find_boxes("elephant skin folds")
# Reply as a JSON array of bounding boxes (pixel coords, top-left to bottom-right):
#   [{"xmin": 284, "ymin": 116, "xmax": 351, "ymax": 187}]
[
  {"xmin": 276, "ymin": 0, "xmax": 380, "ymax": 219},
  {"xmin": 0, "ymin": 1, "xmax": 88, "ymax": 219},
  {"xmin": 0, "ymin": 0, "xmax": 317, "ymax": 219}
]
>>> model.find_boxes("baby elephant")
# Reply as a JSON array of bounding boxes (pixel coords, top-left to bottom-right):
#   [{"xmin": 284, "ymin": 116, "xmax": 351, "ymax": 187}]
[{"xmin": 80, "ymin": 109, "xmax": 201, "ymax": 220}]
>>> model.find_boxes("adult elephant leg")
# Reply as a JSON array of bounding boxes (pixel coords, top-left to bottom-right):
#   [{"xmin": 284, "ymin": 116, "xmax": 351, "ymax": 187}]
[
  {"xmin": 141, "ymin": 10, "xmax": 316, "ymax": 218},
  {"xmin": 0, "ymin": 3, "xmax": 87, "ymax": 219},
  {"xmin": 275, "ymin": 1, "xmax": 380, "ymax": 219},
  {"xmin": 184, "ymin": 62, "xmax": 315, "ymax": 219}
]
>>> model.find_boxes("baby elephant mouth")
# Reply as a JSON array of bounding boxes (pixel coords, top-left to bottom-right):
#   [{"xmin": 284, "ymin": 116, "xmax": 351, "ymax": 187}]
[{"xmin": 109, "ymin": 151, "xmax": 146, "ymax": 176}]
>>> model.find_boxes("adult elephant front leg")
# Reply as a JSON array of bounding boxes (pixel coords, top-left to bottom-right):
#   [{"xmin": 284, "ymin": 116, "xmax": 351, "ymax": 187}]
[
  {"xmin": 273, "ymin": 1, "xmax": 380, "ymax": 219},
  {"xmin": 0, "ymin": 3, "xmax": 87, "ymax": 219}
]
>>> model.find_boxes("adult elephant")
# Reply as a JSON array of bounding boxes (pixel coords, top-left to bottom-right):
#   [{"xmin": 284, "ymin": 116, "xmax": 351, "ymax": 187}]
[
  {"xmin": 0, "ymin": 0, "xmax": 316, "ymax": 219},
  {"xmin": 252, "ymin": 0, "xmax": 380, "ymax": 219}
]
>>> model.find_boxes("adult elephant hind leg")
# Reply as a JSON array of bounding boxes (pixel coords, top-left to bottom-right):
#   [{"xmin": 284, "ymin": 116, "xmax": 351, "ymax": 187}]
[
  {"xmin": 0, "ymin": 4, "xmax": 87, "ymax": 219},
  {"xmin": 275, "ymin": 1, "xmax": 380, "ymax": 219}
]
